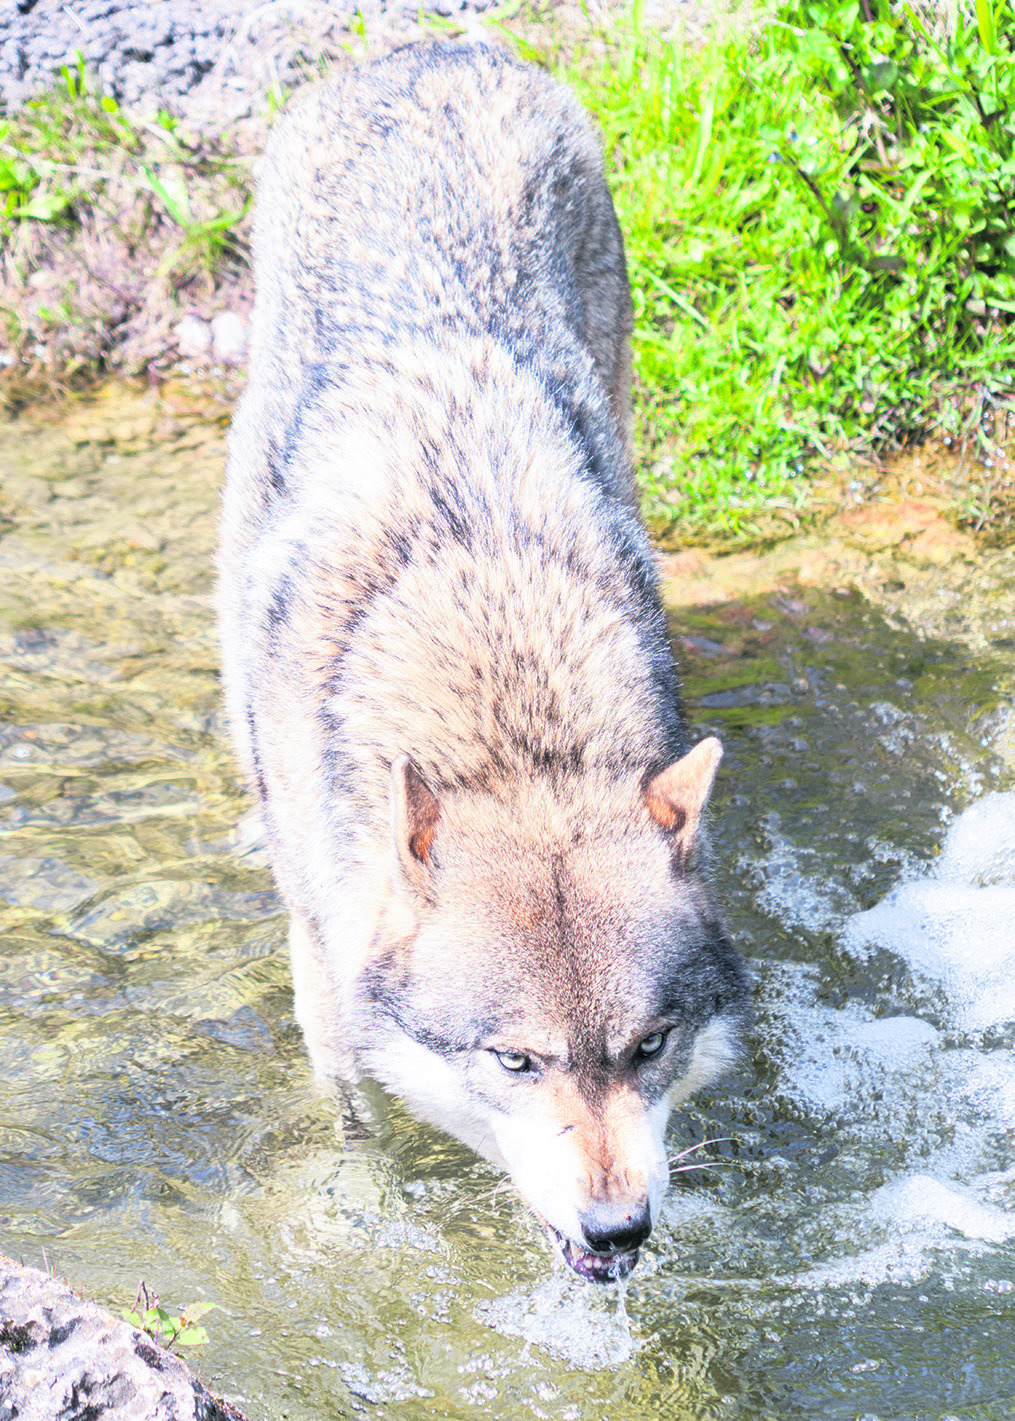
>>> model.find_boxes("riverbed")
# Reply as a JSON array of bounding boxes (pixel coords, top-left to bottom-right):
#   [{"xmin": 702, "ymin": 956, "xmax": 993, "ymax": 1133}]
[{"xmin": 1, "ymin": 385, "xmax": 1013, "ymax": 1419}]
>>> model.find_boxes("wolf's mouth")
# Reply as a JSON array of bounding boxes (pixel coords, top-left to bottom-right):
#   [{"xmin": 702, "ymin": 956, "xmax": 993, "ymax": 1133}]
[{"xmin": 545, "ymin": 1223, "xmax": 641, "ymax": 1283}]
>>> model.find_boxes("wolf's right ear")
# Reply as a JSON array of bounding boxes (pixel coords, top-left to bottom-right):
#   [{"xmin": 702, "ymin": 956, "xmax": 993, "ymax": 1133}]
[
  {"xmin": 390, "ymin": 754, "xmax": 441, "ymax": 898},
  {"xmin": 642, "ymin": 736, "xmax": 723, "ymax": 868}
]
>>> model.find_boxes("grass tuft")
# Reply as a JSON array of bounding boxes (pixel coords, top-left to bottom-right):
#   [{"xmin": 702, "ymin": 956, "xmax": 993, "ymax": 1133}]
[
  {"xmin": 0, "ymin": 52, "xmax": 250, "ymax": 397},
  {"xmin": 519, "ymin": 0, "xmax": 1015, "ymax": 539}
]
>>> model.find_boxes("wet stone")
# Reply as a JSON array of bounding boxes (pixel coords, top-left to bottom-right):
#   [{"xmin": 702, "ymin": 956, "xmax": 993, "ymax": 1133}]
[
  {"xmin": 0, "ymin": 854, "xmax": 99, "ymax": 913},
  {"xmin": 63, "ymin": 879, "xmax": 282, "ymax": 951},
  {"xmin": 0, "ymin": 1253, "xmax": 250, "ymax": 1421}
]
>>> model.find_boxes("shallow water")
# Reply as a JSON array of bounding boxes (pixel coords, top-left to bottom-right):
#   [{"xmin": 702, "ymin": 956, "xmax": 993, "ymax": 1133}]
[{"xmin": 1, "ymin": 387, "xmax": 1014, "ymax": 1420}]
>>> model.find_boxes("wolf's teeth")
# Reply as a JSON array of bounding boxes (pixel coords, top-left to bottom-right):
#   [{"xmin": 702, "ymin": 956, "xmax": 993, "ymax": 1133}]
[{"xmin": 554, "ymin": 1229, "xmax": 639, "ymax": 1283}]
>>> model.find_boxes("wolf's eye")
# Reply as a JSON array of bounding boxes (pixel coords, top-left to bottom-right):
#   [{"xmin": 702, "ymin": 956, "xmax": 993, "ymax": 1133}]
[
  {"xmin": 494, "ymin": 1050, "xmax": 531, "ymax": 1073},
  {"xmin": 635, "ymin": 1031, "xmax": 667, "ymax": 1061}
]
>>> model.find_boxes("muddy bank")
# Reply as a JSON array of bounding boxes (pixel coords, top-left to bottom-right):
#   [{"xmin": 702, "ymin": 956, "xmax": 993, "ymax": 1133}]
[
  {"xmin": 661, "ymin": 494, "xmax": 1015, "ymax": 653},
  {"xmin": 5, "ymin": 381, "xmax": 1013, "ymax": 656}
]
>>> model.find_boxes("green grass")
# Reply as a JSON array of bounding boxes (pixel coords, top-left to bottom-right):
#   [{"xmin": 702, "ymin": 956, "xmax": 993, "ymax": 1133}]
[
  {"xmin": 512, "ymin": 0, "xmax": 1015, "ymax": 538},
  {"xmin": 0, "ymin": 53, "xmax": 249, "ymax": 272}
]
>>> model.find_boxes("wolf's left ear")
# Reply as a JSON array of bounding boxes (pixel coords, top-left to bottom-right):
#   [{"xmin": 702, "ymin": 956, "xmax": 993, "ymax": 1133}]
[
  {"xmin": 642, "ymin": 737, "xmax": 723, "ymax": 866},
  {"xmin": 390, "ymin": 754, "xmax": 441, "ymax": 898}
]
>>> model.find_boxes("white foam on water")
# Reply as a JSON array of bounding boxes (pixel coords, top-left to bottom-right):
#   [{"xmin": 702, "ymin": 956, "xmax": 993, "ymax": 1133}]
[
  {"xmin": 338, "ymin": 1358, "xmax": 436, "ymax": 1405},
  {"xmin": 942, "ymin": 1047, "xmax": 1015, "ymax": 1133},
  {"xmin": 936, "ymin": 791, "xmax": 1015, "ymax": 886},
  {"xmin": 869, "ymin": 1173, "xmax": 1015, "ymax": 1245},
  {"xmin": 763, "ymin": 960, "xmax": 941, "ymax": 1116},
  {"xmin": 748, "ymin": 797, "xmax": 1015, "ymax": 1299},
  {"xmin": 788, "ymin": 1007, "xmax": 939, "ymax": 1115},
  {"xmin": 839, "ymin": 792, "xmax": 1015, "ymax": 1030},
  {"xmin": 475, "ymin": 1272, "xmax": 637, "ymax": 1369},
  {"xmin": 790, "ymin": 1238, "xmax": 943, "ymax": 1292},
  {"xmin": 973, "ymin": 1159, "xmax": 1015, "ymax": 1201},
  {"xmin": 786, "ymin": 1174, "xmax": 1015, "ymax": 1292},
  {"xmin": 756, "ymin": 974, "xmax": 1015, "ymax": 1290},
  {"xmin": 743, "ymin": 818, "xmax": 858, "ymax": 937}
]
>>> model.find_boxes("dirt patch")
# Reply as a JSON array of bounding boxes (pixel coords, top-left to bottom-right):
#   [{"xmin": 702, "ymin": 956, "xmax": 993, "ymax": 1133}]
[
  {"xmin": 660, "ymin": 490, "xmax": 1015, "ymax": 651},
  {"xmin": 1, "ymin": 150, "xmax": 253, "ymax": 402}
]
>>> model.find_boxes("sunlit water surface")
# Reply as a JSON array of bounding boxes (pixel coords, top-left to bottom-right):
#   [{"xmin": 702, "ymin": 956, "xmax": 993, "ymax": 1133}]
[{"xmin": 1, "ymin": 388, "xmax": 1014, "ymax": 1420}]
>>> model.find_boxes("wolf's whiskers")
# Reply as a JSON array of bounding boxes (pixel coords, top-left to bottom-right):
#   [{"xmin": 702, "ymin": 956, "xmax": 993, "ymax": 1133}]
[
  {"xmin": 668, "ymin": 1136, "xmax": 734, "ymax": 1177},
  {"xmin": 458, "ymin": 1178, "xmax": 516, "ymax": 1210}
]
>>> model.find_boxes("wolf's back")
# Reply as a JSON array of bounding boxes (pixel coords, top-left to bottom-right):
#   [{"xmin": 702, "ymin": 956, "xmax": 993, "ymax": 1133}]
[
  {"xmin": 218, "ymin": 46, "xmax": 750, "ymax": 1205},
  {"xmin": 242, "ymin": 41, "xmax": 633, "ymax": 496},
  {"xmin": 219, "ymin": 41, "xmax": 682, "ymax": 814}
]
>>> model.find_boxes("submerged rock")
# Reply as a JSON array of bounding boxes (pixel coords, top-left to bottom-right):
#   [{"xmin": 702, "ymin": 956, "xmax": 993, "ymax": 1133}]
[{"xmin": 0, "ymin": 1254, "xmax": 248, "ymax": 1421}]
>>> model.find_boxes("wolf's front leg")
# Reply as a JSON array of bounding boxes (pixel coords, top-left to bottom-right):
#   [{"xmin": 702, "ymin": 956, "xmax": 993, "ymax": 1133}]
[{"xmin": 288, "ymin": 914, "xmax": 359, "ymax": 1082}]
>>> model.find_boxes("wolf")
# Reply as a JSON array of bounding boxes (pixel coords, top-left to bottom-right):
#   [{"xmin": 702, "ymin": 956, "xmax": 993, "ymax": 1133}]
[{"xmin": 218, "ymin": 40, "xmax": 750, "ymax": 1283}]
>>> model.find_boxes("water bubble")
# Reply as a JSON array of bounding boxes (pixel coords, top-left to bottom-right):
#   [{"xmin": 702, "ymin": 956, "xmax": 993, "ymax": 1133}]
[{"xmin": 476, "ymin": 1273, "xmax": 637, "ymax": 1369}]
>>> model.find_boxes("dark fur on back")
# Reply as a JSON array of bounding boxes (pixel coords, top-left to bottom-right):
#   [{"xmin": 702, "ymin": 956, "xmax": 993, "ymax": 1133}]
[{"xmin": 223, "ymin": 42, "xmax": 689, "ymax": 828}]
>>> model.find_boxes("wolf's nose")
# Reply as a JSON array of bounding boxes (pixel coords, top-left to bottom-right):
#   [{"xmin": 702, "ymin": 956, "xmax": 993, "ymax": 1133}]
[{"xmin": 581, "ymin": 1204, "xmax": 652, "ymax": 1256}]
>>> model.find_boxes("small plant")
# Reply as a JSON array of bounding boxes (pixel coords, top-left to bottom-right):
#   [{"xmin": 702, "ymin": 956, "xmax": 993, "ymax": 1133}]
[
  {"xmin": 124, "ymin": 1281, "xmax": 216, "ymax": 1354},
  {"xmin": 137, "ymin": 160, "xmax": 250, "ymax": 276},
  {"xmin": 0, "ymin": 52, "xmax": 140, "ymax": 238},
  {"xmin": 0, "ymin": 129, "xmax": 70, "ymax": 225}
]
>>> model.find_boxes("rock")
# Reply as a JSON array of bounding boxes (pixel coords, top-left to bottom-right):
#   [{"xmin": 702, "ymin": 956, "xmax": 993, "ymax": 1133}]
[
  {"xmin": 173, "ymin": 315, "xmax": 212, "ymax": 361},
  {"xmin": 211, "ymin": 311, "xmax": 247, "ymax": 365},
  {"xmin": 0, "ymin": 0, "xmax": 493, "ymax": 121},
  {"xmin": 0, "ymin": 1254, "xmax": 249, "ymax": 1421}
]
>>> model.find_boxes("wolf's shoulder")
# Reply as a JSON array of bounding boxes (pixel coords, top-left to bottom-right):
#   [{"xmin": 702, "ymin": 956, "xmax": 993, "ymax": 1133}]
[
  {"xmin": 262, "ymin": 39, "xmax": 593, "ymax": 180},
  {"xmin": 278, "ymin": 39, "xmax": 565, "ymax": 127}
]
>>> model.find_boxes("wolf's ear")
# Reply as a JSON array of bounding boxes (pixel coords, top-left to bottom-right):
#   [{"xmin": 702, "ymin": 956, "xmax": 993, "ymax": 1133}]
[
  {"xmin": 390, "ymin": 754, "xmax": 441, "ymax": 898},
  {"xmin": 642, "ymin": 737, "xmax": 723, "ymax": 866}
]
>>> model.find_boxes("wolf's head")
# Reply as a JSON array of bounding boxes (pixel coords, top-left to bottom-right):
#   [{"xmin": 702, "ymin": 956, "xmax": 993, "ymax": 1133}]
[{"xmin": 355, "ymin": 738, "xmax": 750, "ymax": 1281}]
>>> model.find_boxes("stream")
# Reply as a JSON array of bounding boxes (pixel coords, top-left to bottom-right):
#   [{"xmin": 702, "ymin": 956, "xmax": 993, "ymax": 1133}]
[{"xmin": 1, "ymin": 385, "xmax": 1013, "ymax": 1420}]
